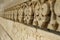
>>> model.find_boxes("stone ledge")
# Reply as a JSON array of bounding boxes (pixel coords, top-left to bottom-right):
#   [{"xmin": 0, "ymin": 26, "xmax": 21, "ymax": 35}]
[{"xmin": 0, "ymin": 17, "xmax": 60, "ymax": 40}]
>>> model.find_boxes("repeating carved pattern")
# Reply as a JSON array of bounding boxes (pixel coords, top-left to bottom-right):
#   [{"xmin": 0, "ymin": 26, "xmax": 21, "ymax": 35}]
[{"xmin": 3, "ymin": 0, "xmax": 60, "ymax": 32}]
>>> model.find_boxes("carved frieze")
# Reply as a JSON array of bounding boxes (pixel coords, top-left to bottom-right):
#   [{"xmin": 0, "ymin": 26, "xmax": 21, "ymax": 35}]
[{"xmin": 4, "ymin": 0, "xmax": 60, "ymax": 32}]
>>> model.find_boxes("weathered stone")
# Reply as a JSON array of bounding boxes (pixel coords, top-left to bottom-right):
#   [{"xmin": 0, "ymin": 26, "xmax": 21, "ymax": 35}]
[
  {"xmin": 0, "ymin": 17, "xmax": 60, "ymax": 40},
  {"xmin": 13, "ymin": 10, "xmax": 18, "ymax": 21},
  {"xmin": 48, "ymin": 20, "xmax": 58, "ymax": 30},
  {"xmin": 38, "ymin": 0, "xmax": 50, "ymax": 28},
  {"xmin": 1, "ymin": 0, "xmax": 60, "ymax": 40},
  {"xmin": 54, "ymin": 0, "xmax": 60, "ymax": 32},
  {"xmin": 48, "ymin": 0, "xmax": 58, "ymax": 30},
  {"xmin": 18, "ymin": 7, "xmax": 24, "ymax": 23},
  {"xmin": 26, "ymin": 6, "xmax": 33, "ymax": 24},
  {"xmin": 33, "ymin": 1, "xmax": 40, "ymax": 26},
  {"xmin": 0, "ymin": 25, "xmax": 11, "ymax": 40},
  {"xmin": 10, "ymin": 11, "xmax": 14, "ymax": 20}
]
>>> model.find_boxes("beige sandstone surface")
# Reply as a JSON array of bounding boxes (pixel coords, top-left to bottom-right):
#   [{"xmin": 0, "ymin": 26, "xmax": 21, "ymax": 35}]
[{"xmin": 0, "ymin": 0, "xmax": 60, "ymax": 40}]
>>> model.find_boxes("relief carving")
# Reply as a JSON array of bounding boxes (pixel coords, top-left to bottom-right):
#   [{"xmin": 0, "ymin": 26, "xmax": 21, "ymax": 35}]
[
  {"xmin": 18, "ymin": 7, "xmax": 24, "ymax": 23},
  {"xmin": 48, "ymin": 0, "xmax": 58, "ymax": 30},
  {"xmin": 13, "ymin": 10, "xmax": 18, "ymax": 21},
  {"xmin": 38, "ymin": 0, "xmax": 50, "ymax": 28},
  {"xmin": 4, "ymin": 0, "xmax": 60, "ymax": 32}
]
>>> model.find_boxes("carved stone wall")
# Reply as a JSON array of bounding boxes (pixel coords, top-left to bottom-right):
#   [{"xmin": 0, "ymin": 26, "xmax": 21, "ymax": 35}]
[
  {"xmin": 0, "ymin": 17, "xmax": 60, "ymax": 40},
  {"xmin": 4, "ymin": 0, "xmax": 60, "ymax": 31},
  {"xmin": 0, "ymin": 0, "xmax": 60, "ymax": 40},
  {"xmin": 3, "ymin": 0, "xmax": 60, "ymax": 32}
]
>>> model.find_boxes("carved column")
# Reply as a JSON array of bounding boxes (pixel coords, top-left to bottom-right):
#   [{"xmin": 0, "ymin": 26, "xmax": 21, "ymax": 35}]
[
  {"xmin": 18, "ymin": 7, "xmax": 24, "ymax": 23},
  {"xmin": 13, "ymin": 9, "xmax": 18, "ymax": 21},
  {"xmin": 48, "ymin": 0, "xmax": 58, "ymax": 30}
]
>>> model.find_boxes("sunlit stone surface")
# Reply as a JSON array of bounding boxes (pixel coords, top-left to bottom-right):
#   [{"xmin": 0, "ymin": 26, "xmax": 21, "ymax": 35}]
[{"xmin": 0, "ymin": 0, "xmax": 60, "ymax": 40}]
